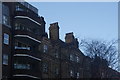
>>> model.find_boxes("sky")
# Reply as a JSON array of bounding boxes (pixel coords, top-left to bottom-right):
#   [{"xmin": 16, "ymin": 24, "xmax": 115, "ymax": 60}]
[
  {"xmin": 26, "ymin": 2, "xmax": 119, "ymax": 71},
  {"xmin": 27, "ymin": 2, "xmax": 118, "ymax": 42}
]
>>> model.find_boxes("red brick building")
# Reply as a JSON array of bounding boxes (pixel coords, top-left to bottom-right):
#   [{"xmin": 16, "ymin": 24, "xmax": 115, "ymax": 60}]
[{"xmin": 0, "ymin": 1, "xmax": 120, "ymax": 80}]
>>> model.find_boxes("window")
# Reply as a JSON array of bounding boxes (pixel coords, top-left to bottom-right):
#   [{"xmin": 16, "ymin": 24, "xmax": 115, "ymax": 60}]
[
  {"xmin": 26, "ymin": 27, "xmax": 32, "ymax": 32},
  {"xmin": 70, "ymin": 54, "xmax": 74, "ymax": 61},
  {"xmin": 15, "ymin": 41, "xmax": 22, "ymax": 47},
  {"xmin": 15, "ymin": 23, "xmax": 20, "ymax": 30},
  {"xmin": 55, "ymin": 68, "xmax": 59, "ymax": 75},
  {"xmin": 15, "ymin": 23, "xmax": 33, "ymax": 33},
  {"xmin": 2, "ymin": 4, "xmax": 10, "ymax": 27},
  {"xmin": 77, "ymin": 72, "xmax": 80, "ymax": 78},
  {"xmin": 3, "ymin": 54, "xmax": 8, "ymax": 65},
  {"xmin": 16, "ymin": 5, "xmax": 24, "ymax": 11},
  {"xmin": 43, "ymin": 45, "xmax": 48, "ymax": 53},
  {"xmin": 21, "ymin": 24, "xmax": 25, "ymax": 30},
  {"xmin": 76, "ymin": 56, "xmax": 80, "ymax": 62},
  {"xmin": 101, "ymin": 72, "xmax": 105, "ymax": 78},
  {"xmin": 4, "ymin": 33, "xmax": 9, "ymax": 45},
  {"xmin": 15, "ymin": 41, "xmax": 30, "ymax": 50},
  {"xmin": 15, "ymin": 23, "xmax": 25, "ymax": 30},
  {"xmin": 55, "ymin": 51, "xmax": 59, "ymax": 58},
  {"xmin": 3, "ymin": 15, "xmax": 9, "ymax": 26},
  {"xmin": 14, "ymin": 63, "xmax": 30, "ymax": 70},
  {"xmin": 43, "ymin": 63, "xmax": 48, "ymax": 73},
  {"xmin": 70, "ymin": 70, "xmax": 74, "ymax": 77}
]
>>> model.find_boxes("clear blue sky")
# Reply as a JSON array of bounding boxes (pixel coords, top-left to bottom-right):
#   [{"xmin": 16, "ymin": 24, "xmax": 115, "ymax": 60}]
[{"xmin": 28, "ymin": 2, "xmax": 118, "ymax": 42}]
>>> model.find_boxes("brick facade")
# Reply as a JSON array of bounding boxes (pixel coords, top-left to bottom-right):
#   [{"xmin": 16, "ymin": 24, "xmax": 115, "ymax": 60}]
[{"xmin": 1, "ymin": 1, "xmax": 120, "ymax": 80}]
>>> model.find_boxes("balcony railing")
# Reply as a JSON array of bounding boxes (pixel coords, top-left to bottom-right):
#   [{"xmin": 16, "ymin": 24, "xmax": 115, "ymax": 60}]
[
  {"xmin": 14, "ymin": 30, "xmax": 41, "ymax": 43},
  {"xmin": 14, "ymin": 11, "xmax": 42, "ymax": 25},
  {"xmin": 13, "ymin": 69, "xmax": 41, "ymax": 79},
  {"xmin": 14, "ymin": 47, "xmax": 41, "ymax": 61},
  {"xmin": 15, "ymin": 46, "xmax": 30, "ymax": 50},
  {"xmin": 19, "ymin": 2, "xmax": 38, "ymax": 14}
]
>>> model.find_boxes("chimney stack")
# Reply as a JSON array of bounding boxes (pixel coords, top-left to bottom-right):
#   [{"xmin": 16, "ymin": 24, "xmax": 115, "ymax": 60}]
[
  {"xmin": 65, "ymin": 32, "xmax": 79, "ymax": 48},
  {"xmin": 65, "ymin": 32, "xmax": 75, "ymax": 43},
  {"xmin": 49, "ymin": 22, "xmax": 59, "ymax": 40}
]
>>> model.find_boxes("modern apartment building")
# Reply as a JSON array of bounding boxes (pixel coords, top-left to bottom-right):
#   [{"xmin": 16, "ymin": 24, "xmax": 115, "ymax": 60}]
[
  {"xmin": 1, "ymin": 2, "xmax": 46, "ymax": 80},
  {"xmin": 1, "ymin": 1, "xmax": 120, "ymax": 80}
]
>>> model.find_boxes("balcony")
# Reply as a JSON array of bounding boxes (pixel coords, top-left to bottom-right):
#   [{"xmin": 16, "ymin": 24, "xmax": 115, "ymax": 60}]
[
  {"xmin": 14, "ymin": 11, "xmax": 42, "ymax": 26},
  {"xmin": 13, "ymin": 67, "xmax": 41, "ymax": 79},
  {"xmin": 14, "ymin": 30, "xmax": 41, "ymax": 44},
  {"xmin": 13, "ymin": 54, "xmax": 41, "ymax": 79},
  {"xmin": 19, "ymin": 2, "xmax": 38, "ymax": 14},
  {"xmin": 14, "ymin": 46, "xmax": 41, "ymax": 61}
]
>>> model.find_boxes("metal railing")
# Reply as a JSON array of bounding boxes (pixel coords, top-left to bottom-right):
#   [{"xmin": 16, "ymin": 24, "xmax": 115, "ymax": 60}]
[
  {"xmin": 15, "ymin": 46, "xmax": 30, "ymax": 50},
  {"xmin": 19, "ymin": 2, "xmax": 38, "ymax": 14}
]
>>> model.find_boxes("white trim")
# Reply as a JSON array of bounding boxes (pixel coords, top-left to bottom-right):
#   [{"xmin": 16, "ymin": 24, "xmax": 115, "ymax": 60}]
[
  {"xmin": 13, "ymin": 74, "xmax": 39, "ymax": 79},
  {"xmin": 14, "ymin": 35, "xmax": 41, "ymax": 43},
  {"xmin": 14, "ymin": 16, "xmax": 41, "ymax": 26},
  {"xmin": 14, "ymin": 54, "xmax": 41, "ymax": 61}
]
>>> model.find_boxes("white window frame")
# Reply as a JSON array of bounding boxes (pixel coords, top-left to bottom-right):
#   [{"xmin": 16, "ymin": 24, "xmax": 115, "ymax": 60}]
[{"xmin": 4, "ymin": 33, "xmax": 9, "ymax": 45}]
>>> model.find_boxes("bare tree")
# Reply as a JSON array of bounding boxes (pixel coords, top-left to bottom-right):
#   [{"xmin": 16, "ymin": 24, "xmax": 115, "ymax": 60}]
[{"xmin": 80, "ymin": 39, "xmax": 118, "ymax": 70}]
